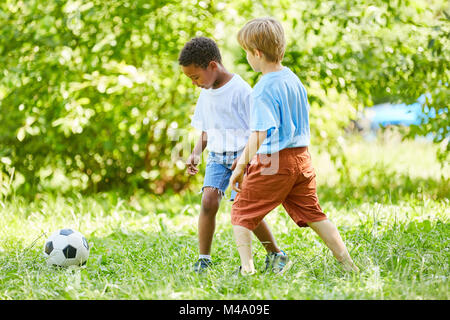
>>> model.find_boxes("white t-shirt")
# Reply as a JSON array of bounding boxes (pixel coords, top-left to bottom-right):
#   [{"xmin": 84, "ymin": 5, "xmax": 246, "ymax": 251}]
[{"xmin": 191, "ymin": 74, "xmax": 251, "ymax": 153}]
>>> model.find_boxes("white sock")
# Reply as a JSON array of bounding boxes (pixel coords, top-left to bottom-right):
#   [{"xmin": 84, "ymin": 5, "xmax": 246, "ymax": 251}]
[{"xmin": 199, "ymin": 254, "xmax": 211, "ymax": 261}]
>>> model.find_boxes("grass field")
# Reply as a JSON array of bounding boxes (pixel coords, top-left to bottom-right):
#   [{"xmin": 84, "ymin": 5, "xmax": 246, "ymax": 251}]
[{"xmin": 0, "ymin": 134, "xmax": 448, "ymax": 300}]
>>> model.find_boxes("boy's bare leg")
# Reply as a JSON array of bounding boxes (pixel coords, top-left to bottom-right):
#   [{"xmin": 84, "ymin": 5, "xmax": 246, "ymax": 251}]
[
  {"xmin": 198, "ymin": 187, "xmax": 222, "ymax": 255},
  {"xmin": 253, "ymin": 220, "xmax": 280, "ymax": 254},
  {"xmin": 200, "ymin": 188, "xmax": 279, "ymax": 257},
  {"xmin": 307, "ymin": 219, "xmax": 359, "ymax": 272},
  {"xmin": 233, "ymin": 225, "xmax": 256, "ymax": 274}
]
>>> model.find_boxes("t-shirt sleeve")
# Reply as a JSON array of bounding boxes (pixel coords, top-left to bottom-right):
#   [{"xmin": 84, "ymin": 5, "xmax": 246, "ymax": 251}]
[
  {"xmin": 238, "ymin": 90, "xmax": 251, "ymax": 127},
  {"xmin": 250, "ymin": 92, "xmax": 280, "ymax": 132},
  {"xmin": 190, "ymin": 94, "xmax": 205, "ymax": 130}
]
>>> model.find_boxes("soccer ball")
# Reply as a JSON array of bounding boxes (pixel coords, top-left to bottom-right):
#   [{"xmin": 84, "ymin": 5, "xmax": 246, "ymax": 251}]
[{"xmin": 43, "ymin": 229, "xmax": 89, "ymax": 267}]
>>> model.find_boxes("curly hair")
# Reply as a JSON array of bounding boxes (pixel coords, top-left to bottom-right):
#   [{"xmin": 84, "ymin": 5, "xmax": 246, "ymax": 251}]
[{"xmin": 178, "ymin": 37, "xmax": 222, "ymax": 68}]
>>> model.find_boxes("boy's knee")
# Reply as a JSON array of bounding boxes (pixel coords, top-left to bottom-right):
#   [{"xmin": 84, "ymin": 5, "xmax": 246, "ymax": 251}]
[{"xmin": 201, "ymin": 187, "xmax": 222, "ymax": 213}]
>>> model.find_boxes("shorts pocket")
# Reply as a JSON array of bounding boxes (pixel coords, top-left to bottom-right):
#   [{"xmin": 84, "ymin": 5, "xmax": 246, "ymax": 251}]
[
  {"xmin": 259, "ymin": 154, "xmax": 294, "ymax": 176},
  {"xmin": 301, "ymin": 166, "xmax": 316, "ymax": 179}
]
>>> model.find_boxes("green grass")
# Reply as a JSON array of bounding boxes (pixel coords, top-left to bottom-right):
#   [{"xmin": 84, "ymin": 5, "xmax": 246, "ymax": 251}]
[{"xmin": 0, "ymin": 135, "xmax": 448, "ymax": 299}]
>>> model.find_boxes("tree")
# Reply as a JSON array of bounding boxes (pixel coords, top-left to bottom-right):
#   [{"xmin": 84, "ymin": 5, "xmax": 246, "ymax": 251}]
[
  {"xmin": 219, "ymin": 0, "xmax": 449, "ymax": 169},
  {"xmin": 0, "ymin": 0, "xmax": 219, "ymax": 195},
  {"xmin": 0, "ymin": 0, "xmax": 447, "ymax": 197}
]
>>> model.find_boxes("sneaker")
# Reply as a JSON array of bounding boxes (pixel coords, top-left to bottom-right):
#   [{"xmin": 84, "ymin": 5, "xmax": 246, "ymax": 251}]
[
  {"xmin": 193, "ymin": 258, "xmax": 212, "ymax": 274},
  {"xmin": 264, "ymin": 250, "xmax": 292, "ymax": 274},
  {"xmin": 263, "ymin": 253, "xmax": 276, "ymax": 273},
  {"xmin": 272, "ymin": 251, "xmax": 292, "ymax": 274}
]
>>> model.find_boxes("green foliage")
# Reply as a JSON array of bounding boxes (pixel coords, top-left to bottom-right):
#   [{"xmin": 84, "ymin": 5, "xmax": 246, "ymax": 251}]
[
  {"xmin": 223, "ymin": 0, "xmax": 449, "ymax": 169},
  {"xmin": 0, "ymin": 0, "xmax": 218, "ymax": 195},
  {"xmin": 0, "ymin": 0, "xmax": 448, "ymax": 196}
]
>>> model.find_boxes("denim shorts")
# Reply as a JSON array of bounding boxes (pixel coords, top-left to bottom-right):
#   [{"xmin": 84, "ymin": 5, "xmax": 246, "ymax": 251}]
[{"xmin": 202, "ymin": 150, "xmax": 242, "ymax": 201}]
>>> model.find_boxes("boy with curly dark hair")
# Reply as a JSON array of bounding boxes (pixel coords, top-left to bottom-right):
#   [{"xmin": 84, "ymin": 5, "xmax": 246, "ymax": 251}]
[{"xmin": 179, "ymin": 37, "xmax": 288, "ymax": 274}]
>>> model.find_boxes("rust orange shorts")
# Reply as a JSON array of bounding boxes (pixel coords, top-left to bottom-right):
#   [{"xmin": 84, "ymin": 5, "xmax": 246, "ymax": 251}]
[{"xmin": 231, "ymin": 147, "xmax": 327, "ymax": 230}]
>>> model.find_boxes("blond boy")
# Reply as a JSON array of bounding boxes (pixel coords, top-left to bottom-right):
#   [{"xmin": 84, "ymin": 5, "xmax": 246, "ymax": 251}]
[{"xmin": 229, "ymin": 17, "xmax": 359, "ymax": 275}]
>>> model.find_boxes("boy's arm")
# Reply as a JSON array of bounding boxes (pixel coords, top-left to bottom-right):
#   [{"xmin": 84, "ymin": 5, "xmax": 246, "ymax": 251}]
[
  {"xmin": 192, "ymin": 131, "xmax": 208, "ymax": 156},
  {"xmin": 230, "ymin": 130, "xmax": 267, "ymax": 192},
  {"xmin": 186, "ymin": 131, "xmax": 207, "ymax": 175}
]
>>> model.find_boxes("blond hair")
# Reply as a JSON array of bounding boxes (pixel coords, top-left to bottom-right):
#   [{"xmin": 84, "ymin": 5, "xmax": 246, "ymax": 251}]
[{"xmin": 237, "ymin": 17, "xmax": 286, "ymax": 63}]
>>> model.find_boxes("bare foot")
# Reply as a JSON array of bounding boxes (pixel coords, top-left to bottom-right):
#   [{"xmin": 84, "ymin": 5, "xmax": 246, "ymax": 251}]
[{"xmin": 340, "ymin": 259, "xmax": 360, "ymax": 273}]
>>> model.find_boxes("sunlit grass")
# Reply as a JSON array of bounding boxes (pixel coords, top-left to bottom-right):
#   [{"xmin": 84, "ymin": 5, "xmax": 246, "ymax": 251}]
[{"xmin": 0, "ymin": 136, "xmax": 448, "ymax": 299}]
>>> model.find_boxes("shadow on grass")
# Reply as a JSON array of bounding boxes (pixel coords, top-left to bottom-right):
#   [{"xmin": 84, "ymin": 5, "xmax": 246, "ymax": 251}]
[
  {"xmin": 1, "ymin": 216, "xmax": 448, "ymax": 299},
  {"xmin": 79, "ymin": 219, "xmax": 450, "ymax": 299},
  {"xmin": 344, "ymin": 219, "xmax": 449, "ymax": 278}
]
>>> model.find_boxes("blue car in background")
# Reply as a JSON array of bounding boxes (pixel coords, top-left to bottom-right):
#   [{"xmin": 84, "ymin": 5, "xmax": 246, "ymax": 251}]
[
  {"xmin": 363, "ymin": 94, "xmax": 431, "ymax": 131},
  {"xmin": 355, "ymin": 93, "xmax": 446, "ymax": 136},
  {"xmin": 355, "ymin": 93, "xmax": 450, "ymax": 142}
]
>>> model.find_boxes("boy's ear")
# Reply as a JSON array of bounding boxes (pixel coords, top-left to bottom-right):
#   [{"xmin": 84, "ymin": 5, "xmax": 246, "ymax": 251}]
[
  {"xmin": 208, "ymin": 60, "xmax": 219, "ymax": 70},
  {"xmin": 254, "ymin": 49, "xmax": 264, "ymax": 59}
]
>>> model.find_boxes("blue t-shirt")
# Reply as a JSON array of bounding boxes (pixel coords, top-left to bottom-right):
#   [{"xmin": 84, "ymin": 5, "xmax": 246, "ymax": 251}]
[{"xmin": 250, "ymin": 66, "xmax": 310, "ymax": 154}]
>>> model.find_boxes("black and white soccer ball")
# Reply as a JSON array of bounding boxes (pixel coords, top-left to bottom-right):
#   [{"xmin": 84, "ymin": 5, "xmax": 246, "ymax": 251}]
[{"xmin": 43, "ymin": 229, "xmax": 89, "ymax": 267}]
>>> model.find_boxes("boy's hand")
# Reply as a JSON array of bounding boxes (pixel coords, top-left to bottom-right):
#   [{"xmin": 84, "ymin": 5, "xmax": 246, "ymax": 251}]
[
  {"xmin": 230, "ymin": 164, "xmax": 246, "ymax": 192},
  {"xmin": 231, "ymin": 158, "xmax": 238, "ymax": 171},
  {"xmin": 186, "ymin": 153, "xmax": 200, "ymax": 175}
]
